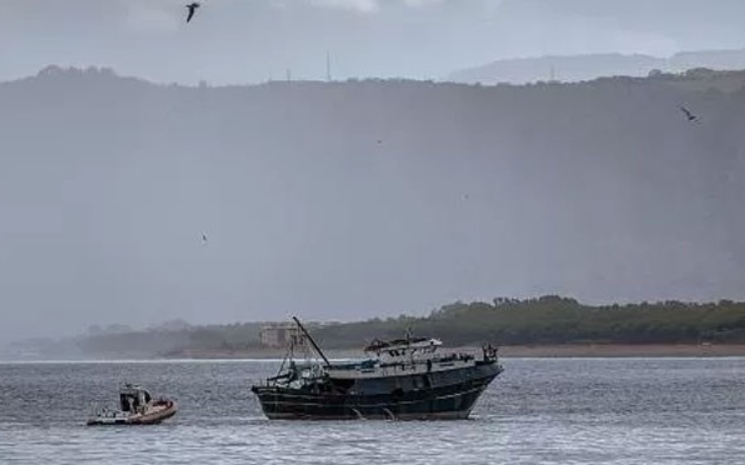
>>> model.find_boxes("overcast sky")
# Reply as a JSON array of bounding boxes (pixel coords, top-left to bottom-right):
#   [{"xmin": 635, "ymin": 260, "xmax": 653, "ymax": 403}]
[{"xmin": 1, "ymin": 0, "xmax": 745, "ymax": 84}]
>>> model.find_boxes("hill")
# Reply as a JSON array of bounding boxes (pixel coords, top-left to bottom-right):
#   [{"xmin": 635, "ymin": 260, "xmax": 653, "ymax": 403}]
[
  {"xmin": 2, "ymin": 66, "xmax": 745, "ymax": 342},
  {"xmin": 310, "ymin": 296, "xmax": 745, "ymax": 349},
  {"xmin": 13, "ymin": 296, "xmax": 744, "ymax": 359},
  {"xmin": 448, "ymin": 49, "xmax": 745, "ymax": 84}
]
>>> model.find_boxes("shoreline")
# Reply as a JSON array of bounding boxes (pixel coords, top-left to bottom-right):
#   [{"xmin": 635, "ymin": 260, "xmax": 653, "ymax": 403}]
[
  {"xmin": 497, "ymin": 343, "xmax": 745, "ymax": 358},
  {"xmin": 160, "ymin": 343, "xmax": 745, "ymax": 360},
  {"xmin": 5, "ymin": 343, "xmax": 745, "ymax": 363}
]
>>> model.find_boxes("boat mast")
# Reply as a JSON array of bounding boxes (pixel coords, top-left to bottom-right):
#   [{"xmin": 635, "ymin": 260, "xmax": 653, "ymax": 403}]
[{"xmin": 292, "ymin": 316, "xmax": 331, "ymax": 368}]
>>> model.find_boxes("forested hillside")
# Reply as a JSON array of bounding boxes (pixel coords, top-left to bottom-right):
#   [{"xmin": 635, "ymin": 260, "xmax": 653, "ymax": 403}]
[
  {"xmin": 312, "ymin": 296, "xmax": 745, "ymax": 349},
  {"xmin": 69, "ymin": 296, "xmax": 745, "ymax": 357},
  {"xmin": 2, "ymin": 66, "xmax": 745, "ymax": 343}
]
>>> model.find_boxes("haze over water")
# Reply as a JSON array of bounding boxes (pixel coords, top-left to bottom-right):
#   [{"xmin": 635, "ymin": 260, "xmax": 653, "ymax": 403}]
[{"xmin": 1, "ymin": 357, "xmax": 743, "ymax": 464}]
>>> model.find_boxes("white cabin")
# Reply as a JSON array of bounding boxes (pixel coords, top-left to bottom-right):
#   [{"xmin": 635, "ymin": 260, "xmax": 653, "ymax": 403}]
[{"xmin": 325, "ymin": 337, "xmax": 478, "ymax": 379}]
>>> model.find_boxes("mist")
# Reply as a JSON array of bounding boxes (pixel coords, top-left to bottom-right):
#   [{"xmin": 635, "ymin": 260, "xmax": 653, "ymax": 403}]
[{"xmin": 2, "ymin": 1, "xmax": 745, "ymax": 344}]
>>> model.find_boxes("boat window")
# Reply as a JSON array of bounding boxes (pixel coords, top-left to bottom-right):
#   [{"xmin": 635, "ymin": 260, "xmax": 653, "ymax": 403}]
[{"xmin": 119, "ymin": 394, "xmax": 130, "ymax": 412}]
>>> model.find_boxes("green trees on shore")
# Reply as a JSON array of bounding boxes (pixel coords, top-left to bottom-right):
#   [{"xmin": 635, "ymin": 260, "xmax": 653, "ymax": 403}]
[
  {"xmin": 75, "ymin": 296, "xmax": 745, "ymax": 356},
  {"xmin": 76, "ymin": 322, "xmax": 266, "ymax": 357},
  {"xmin": 311, "ymin": 296, "xmax": 745, "ymax": 349}
]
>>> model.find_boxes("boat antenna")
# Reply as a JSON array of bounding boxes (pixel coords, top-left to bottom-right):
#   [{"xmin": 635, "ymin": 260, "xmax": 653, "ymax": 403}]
[{"xmin": 292, "ymin": 316, "xmax": 331, "ymax": 368}]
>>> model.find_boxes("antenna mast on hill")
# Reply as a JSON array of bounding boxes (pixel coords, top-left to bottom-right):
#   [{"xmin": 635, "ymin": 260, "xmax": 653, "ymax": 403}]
[{"xmin": 326, "ymin": 50, "xmax": 332, "ymax": 82}]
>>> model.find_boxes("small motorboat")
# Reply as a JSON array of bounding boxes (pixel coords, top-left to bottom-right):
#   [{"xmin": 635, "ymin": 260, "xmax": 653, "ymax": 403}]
[{"xmin": 86, "ymin": 383, "xmax": 178, "ymax": 426}]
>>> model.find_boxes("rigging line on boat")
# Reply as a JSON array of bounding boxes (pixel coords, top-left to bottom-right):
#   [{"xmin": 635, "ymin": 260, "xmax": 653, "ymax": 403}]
[{"xmin": 292, "ymin": 316, "xmax": 331, "ymax": 368}]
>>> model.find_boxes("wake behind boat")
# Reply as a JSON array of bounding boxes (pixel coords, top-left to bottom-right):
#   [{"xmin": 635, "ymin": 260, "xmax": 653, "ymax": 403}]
[
  {"xmin": 86, "ymin": 384, "xmax": 178, "ymax": 426},
  {"xmin": 251, "ymin": 317, "xmax": 504, "ymax": 420}
]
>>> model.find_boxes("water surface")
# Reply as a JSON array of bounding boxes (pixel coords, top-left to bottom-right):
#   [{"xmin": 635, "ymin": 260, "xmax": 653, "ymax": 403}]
[{"xmin": 1, "ymin": 357, "xmax": 743, "ymax": 464}]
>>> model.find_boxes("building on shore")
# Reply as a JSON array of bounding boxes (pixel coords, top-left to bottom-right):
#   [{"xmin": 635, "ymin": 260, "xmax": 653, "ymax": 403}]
[
  {"xmin": 259, "ymin": 323, "xmax": 301, "ymax": 348},
  {"xmin": 259, "ymin": 321, "xmax": 339, "ymax": 348}
]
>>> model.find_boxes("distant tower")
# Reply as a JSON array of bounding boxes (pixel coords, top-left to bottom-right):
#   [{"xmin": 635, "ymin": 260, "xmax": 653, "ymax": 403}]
[
  {"xmin": 286, "ymin": 69, "xmax": 292, "ymax": 82},
  {"xmin": 550, "ymin": 64, "xmax": 556, "ymax": 82},
  {"xmin": 326, "ymin": 50, "xmax": 332, "ymax": 82}
]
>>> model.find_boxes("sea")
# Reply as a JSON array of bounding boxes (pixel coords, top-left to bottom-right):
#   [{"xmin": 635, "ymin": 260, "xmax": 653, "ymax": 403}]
[{"xmin": 1, "ymin": 357, "xmax": 744, "ymax": 464}]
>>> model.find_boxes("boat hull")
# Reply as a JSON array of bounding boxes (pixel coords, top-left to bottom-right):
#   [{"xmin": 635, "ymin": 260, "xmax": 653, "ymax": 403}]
[
  {"xmin": 252, "ymin": 362, "xmax": 502, "ymax": 420},
  {"xmin": 86, "ymin": 400, "xmax": 178, "ymax": 426}
]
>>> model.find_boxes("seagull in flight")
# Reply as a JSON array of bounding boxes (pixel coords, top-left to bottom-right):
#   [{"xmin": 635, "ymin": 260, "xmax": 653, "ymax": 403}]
[
  {"xmin": 678, "ymin": 105, "xmax": 699, "ymax": 123},
  {"xmin": 186, "ymin": 2, "xmax": 201, "ymax": 23}
]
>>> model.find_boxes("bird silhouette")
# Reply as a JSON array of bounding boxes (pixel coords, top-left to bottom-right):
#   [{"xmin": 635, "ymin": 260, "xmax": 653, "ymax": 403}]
[
  {"xmin": 202, "ymin": 233, "xmax": 208, "ymax": 243},
  {"xmin": 186, "ymin": 3, "xmax": 200, "ymax": 23},
  {"xmin": 678, "ymin": 105, "xmax": 699, "ymax": 123}
]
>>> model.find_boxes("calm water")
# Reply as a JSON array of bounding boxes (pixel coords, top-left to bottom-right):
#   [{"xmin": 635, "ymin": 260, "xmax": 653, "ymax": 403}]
[{"xmin": 1, "ymin": 357, "xmax": 744, "ymax": 464}]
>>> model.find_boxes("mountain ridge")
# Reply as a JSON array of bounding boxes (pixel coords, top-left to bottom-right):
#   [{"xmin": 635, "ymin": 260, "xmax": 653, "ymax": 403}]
[{"xmin": 448, "ymin": 48, "xmax": 745, "ymax": 84}]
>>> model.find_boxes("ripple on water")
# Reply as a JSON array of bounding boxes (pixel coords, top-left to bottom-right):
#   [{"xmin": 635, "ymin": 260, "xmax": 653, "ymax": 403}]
[{"xmin": 1, "ymin": 358, "xmax": 745, "ymax": 464}]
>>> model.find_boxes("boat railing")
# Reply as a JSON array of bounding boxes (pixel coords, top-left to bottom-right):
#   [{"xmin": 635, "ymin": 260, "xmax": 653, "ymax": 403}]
[
  {"xmin": 87, "ymin": 402, "xmax": 101, "ymax": 418},
  {"xmin": 327, "ymin": 347, "xmax": 493, "ymax": 369},
  {"xmin": 481, "ymin": 343, "xmax": 499, "ymax": 363},
  {"xmin": 88, "ymin": 402, "xmax": 125, "ymax": 419},
  {"xmin": 434, "ymin": 352, "xmax": 475, "ymax": 363},
  {"xmin": 263, "ymin": 359, "xmax": 328, "ymax": 387}
]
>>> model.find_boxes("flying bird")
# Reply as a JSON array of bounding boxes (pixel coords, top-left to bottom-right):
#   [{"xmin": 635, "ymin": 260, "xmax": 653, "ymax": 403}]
[
  {"xmin": 202, "ymin": 233, "xmax": 208, "ymax": 243},
  {"xmin": 678, "ymin": 105, "xmax": 699, "ymax": 123},
  {"xmin": 186, "ymin": 2, "xmax": 200, "ymax": 23}
]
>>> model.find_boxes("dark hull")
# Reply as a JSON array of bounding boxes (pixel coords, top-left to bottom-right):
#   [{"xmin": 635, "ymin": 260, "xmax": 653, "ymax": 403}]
[{"xmin": 252, "ymin": 362, "xmax": 502, "ymax": 420}]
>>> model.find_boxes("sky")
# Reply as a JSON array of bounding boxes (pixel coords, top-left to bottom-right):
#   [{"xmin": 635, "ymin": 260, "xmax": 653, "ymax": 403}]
[{"xmin": 1, "ymin": 0, "xmax": 745, "ymax": 85}]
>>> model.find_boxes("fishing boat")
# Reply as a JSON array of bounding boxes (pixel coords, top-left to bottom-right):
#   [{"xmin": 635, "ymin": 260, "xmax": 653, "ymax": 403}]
[
  {"xmin": 86, "ymin": 384, "xmax": 178, "ymax": 426},
  {"xmin": 250, "ymin": 317, "xmax": 503, "ymax": 420}
]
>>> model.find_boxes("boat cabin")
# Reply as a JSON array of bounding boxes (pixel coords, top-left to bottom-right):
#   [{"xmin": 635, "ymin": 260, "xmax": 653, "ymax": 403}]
[
  {"xmin": 119, "ymin": 384, "xmax": 152, "ymax": 413},
  {"xmin": 320, "ymin": 335, "xmax": 481, "ymax": 380},
  {"xmin": 364, "ymin": 337, "xmax": 442, "ymax": 361}
]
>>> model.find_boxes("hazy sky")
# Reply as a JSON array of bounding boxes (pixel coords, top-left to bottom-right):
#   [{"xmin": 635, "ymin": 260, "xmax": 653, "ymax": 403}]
[{"xmin": 1, "ymin": 0, "xmax": 745, "ymax": 84}]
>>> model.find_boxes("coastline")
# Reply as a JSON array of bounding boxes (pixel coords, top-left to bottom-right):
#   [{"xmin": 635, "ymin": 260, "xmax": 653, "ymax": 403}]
[
  {"xmin": 497, "ymin": 343, "xmax": 745, "ymax": 358},
  {"xmin": 7, "ymin": 343, "xmax": 745, "ymax": 363},
  {"xmin": 161, "ymin": 343, "xmax": 745, "ymax": 360}
]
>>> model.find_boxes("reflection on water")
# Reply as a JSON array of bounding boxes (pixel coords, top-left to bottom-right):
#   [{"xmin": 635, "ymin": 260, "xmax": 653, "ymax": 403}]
[{"xmin": 1, "ymin": 358, "xmax": 744, "ymax": 464}]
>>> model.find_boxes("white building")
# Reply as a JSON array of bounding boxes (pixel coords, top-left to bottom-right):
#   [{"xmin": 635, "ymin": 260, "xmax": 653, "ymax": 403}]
[{"xmin": 259, "ymin": 323, "xmax": 301, "ymax": 348}]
